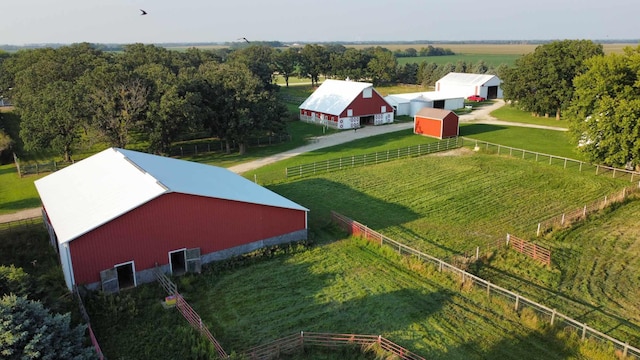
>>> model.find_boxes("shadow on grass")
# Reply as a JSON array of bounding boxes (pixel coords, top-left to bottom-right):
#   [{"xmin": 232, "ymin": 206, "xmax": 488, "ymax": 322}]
[
  {"xmin": 0, "ymin": 198, "xmax": 42, "ymax": 212},
  {"xmin": 481, "ymin": 262, "xmax": 640, "ymax": 345},
  {"xmin": 459, "ymin": 123, "xmax": 508, "ymax": 137},
  {"xmin": 428, "ymin": 329, "xmax": 580, "ymax": 360},
  {"xmin": 268, "ymin": 178, "xmax": 421, "ymax": 230}
]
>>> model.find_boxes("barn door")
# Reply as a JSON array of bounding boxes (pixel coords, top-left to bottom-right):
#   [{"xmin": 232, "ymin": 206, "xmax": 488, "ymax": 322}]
[
  {"xmin": 100, "ymin": 268, "xmax": 119, "ymax": 294},
  {"xmin": 185, "ymin": 248, "xmax": 201, "ymax": 274}
]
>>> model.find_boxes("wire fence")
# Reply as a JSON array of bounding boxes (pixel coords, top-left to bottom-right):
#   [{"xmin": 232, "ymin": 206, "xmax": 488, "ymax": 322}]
[
  {"xmin": 461, "ymin": 137, "xmax": 640, "ymax": 183},
  {"xmin": 0, "ymin": 217, "xmax": 42, "ymax": 234},
  {"xmin": 152, "ymin": 268, "xmax": 228, "ymax": 359},
  {"xmin": 330, "ymin": 211, "xmax": 640, "ymax": 359},
  {"xmin": 74, "ymin": 287, "xmax": 105, "ymax": 360},
  {"xmin": 168, "ymin": 134, "xmax": 291, "ymax": 157},
  {"xmin": 241, "ymin": 331, "xmax": 425, "ymax": 360},
  {"xmin": 285, "ymin": 137, "xmax": 461, "ymax": 179},
  {"xmin": 536, "ymin": 183, "xmax": 640, "ymax": 236}
]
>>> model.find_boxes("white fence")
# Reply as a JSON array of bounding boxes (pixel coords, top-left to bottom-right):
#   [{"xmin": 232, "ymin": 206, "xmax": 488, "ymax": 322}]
[{"xmin": 286, "ymin": 137, "xmax": 461, "ymax": 179}]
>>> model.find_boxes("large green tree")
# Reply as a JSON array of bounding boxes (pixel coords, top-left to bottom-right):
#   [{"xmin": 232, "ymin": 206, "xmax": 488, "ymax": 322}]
[
  {"xmin": 82, "ymin": 63, "xmax": 149, "ymax": 149},
  {"xmin": 502, "ymin": 40, "xmax": 603, "ymax": 120},
  {"xmin": 199, "ymin": 62, "xmax": 285, "ymax": 154},
  {"xmin": 567, "ymin": 46, "xmax": 640, "ymax": 169},
  {"xmin": 273, "ymin": 48, "xmax": 299, "ymax": 87},
  {"xmin": 0, "ymin": 294, "xmax": 94, "ymax": 360},
  {"xmin": 366, "ymin": 47, "xmax": 398, "ymax": 85},
  {"xmin": 299, "ymin": 44, "xmax": 329, "ymax": 86}
]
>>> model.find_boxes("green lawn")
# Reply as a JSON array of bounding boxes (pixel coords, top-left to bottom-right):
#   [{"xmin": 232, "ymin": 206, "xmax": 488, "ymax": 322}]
[
  {"xmin": 459, "ymin": 124, "xmax": 582, "ymax": 160},
  {"xmin": 0, "ymin": 164, "xmax": 45, "ymax": 214},
  {"xmin": 491, "ymin": 105, "xmax": 570, "ymax": 129}
]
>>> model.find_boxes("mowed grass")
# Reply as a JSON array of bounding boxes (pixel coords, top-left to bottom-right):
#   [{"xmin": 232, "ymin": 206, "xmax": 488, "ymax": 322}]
[
  {"xmin": 182, "ymin": 238, "xmax": 607, "ymax": 359},
  {"xmin": 491, "ymin": 105, "xmax": 570, "ymax": 129},
  {"xmin": 270, "ymin": 151, "xmax": 627, "ymax": 255},
  {"xmin": 479, "ymin": 199, "xmax": 640, "ymax": 347},
  {"xmin": 0, "ymin": 164, "xmax": 45, "ymax": 214},
  {"xmin": 460, "ymin": 124, "xmax": 582, "ymax": 160}
]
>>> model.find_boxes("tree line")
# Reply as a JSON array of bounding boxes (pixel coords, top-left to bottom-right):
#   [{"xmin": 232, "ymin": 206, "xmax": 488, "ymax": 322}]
[
  {"xmin": 0, "ymin": 43, "xmax": 502, "ymax": 162},
  {"xmin": 501, "ymin": 40, "xmax": 640, "ymax": 170}
]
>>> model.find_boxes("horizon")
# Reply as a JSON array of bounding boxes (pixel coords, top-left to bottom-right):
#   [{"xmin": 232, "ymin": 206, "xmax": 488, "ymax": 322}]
[{"xmin": 3, "ymin": 0, "xmax": 639, "ymax": 46}]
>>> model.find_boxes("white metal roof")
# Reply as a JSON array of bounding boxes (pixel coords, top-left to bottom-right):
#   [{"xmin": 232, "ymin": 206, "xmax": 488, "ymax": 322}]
[
  {"xmin": 35, "ymin": 148, "xmax": 308, "ymax": 245},
  {"xmin": 298, "ymin": 79, "xmax": 374, "ymax": 115},
  {"xmin": 436, "ymin": 72, "xmax": 499, "ymax": 87}
]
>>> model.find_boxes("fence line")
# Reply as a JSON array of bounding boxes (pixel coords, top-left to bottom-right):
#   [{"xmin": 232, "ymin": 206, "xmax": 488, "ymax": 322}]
[
  {"xmin": 169, "ymin": 134, "xmax": 291, "ymax": 157},
  {"xmin": 0, "ymin": 217, "xmax": 42, "ymax": 233},
  {"xmin": 461, "ymin": 137, "xmax": 640, "ymax": 182},
  {"xmin": 286, "ymin": 137, "xmax": 461, "ymax": 179},
  {"xmin": 153, "ymin": 268, "xmax": 228, "ymax": 359},
  {"xmin": 74, "ymin": 287, "xmax": 105, "ymax": 360},
  {"xmin": 241, "ymin": 331, "xmax": 425, "ymax": 360},
  {"xmin": 330, "ymin": 211, "xmax": 640, "ymax": 359},
  {"xmin": 507, "ymin": 234, "xmax": 551, "ymax": 266},
  {"xmin": 537, "ymin": 183, "xmax": 640, "ymax": 236}
]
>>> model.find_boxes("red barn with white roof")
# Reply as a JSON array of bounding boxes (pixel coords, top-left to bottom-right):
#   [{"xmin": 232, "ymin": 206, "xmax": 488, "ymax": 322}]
[
  {"xmin": 299, "ymin": 79, "xmax": 394, "ymax": 130},
  {"xmin": 35, "ymin": 148, "xmax": 308, "ymax": 292}
]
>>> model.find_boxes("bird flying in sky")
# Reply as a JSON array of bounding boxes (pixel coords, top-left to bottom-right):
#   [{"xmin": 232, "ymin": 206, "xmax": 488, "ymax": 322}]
[
  {"xmin": 140, "ymin": 9, "xmax": 148, "ymax": 15},
  {"xmin": 239, "ymin": 37, "xmax": 250, "ymax": 43}
]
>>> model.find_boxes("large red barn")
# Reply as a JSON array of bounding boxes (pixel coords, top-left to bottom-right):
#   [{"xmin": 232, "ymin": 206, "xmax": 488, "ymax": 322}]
[
  {"xmin": 299, "ymin": 79, "xmax": 394, "ymax": 130},
  {"xmin": 414, "ymin": 108, "xmax": 459, "ymax": 139},
  {"xmin": 35, "ymin": 148, "xmax": 308, "ymax": 292}
]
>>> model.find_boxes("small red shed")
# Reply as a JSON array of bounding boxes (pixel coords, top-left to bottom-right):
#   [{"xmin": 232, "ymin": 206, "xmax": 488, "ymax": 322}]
[
  {"xmin": 414, "ymin": 108, "xmax": 459, "ymax": 139},
  {"xmin": 35, "ymin": 148, "xmax": 308, "ymax": 292}
]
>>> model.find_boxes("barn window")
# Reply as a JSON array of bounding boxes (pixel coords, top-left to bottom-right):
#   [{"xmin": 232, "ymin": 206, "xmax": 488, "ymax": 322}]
[
  {"xmin": 381, "ymin": 106, "xmax": 387, "ymax": 113},
  {"xmin": 363, "ymin": 88, "xmax": 372, "ymax": 98},
  {"xmin": 347, "ymin": 109, "xmax": 353, "ymax": 117}
]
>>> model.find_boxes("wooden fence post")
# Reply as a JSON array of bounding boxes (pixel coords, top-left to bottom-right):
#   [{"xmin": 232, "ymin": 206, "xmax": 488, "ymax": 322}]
[
  {"xmin": 582, "ymin": 324, "xmax": 587, "ymax": 341},
  {"xmin": 506, "ymin": 233, "xmax": 510, "ymax": 246},
  {"xmin": 536, "ymin": 223, "xmax": 541, "ymax": 237},
  {"xmin": 486, "ymin": 282, "xmax": 491, "ymax": 297},
  {"xmin": 551, "ymin": 309, "xmax": 556, "ymax": 325},
  {"xmin": 476, "ymin": 246, "xmax": 479, "ymax": 260},
  {"xmin": 623, "ymin": 342, "xmax": 629, "ymax": 357},
  {"xmin": 514, "ymin": 295, "xmax": 520, "ymax": 311}
]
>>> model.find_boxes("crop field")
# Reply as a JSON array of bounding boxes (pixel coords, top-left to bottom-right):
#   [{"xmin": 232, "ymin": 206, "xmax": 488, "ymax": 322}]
[{"xmin": 345, "ymin": 43, "xmax": 632, "ymax": 55}]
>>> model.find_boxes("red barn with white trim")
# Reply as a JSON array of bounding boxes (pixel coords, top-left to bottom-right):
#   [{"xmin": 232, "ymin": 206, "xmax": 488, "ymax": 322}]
[
  {"xmin": 35, "ymin": 148, "xmax": 308, "ymax": 292},
  {"xmin": 414, "ymin": 108, "xmax": 459, "ymax": 139},
  {"xmin": 299, "ymin": 79, "xmax": 394, "ymax": 130}
]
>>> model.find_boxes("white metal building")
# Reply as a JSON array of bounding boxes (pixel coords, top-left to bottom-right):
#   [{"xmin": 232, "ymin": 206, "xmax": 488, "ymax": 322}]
[
  {"xmin": 385, "ymin": 92, "xmax": 465, "ymax": 116},
  {"xmin": 435, "ymin": 73, "xmax": 503, "ymax": 99}
]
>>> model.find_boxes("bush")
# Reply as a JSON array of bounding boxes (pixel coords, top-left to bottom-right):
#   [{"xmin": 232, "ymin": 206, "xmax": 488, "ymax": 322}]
[{"xmin": 0, "ymin": 294, "xmax": 94, "ymax": 359}]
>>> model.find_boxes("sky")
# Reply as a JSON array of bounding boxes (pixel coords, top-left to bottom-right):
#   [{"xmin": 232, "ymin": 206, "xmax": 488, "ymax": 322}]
[{"xmin": 2, "ymin": 0, "xmax": 640, "ymax": 45}]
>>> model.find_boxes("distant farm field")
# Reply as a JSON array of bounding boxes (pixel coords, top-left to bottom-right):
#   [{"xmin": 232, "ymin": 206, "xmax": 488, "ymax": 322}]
[
  {"xmin": 397, "ymin": 54, "xmax": 521, "ymax": 67},
  {"xmin": 345, "ymin": 42, "xmax": 633, "ymax": 55}
]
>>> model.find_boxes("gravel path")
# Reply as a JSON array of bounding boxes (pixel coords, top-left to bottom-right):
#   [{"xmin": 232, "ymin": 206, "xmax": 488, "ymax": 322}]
[{"xmin": 1, "ymin": 100, "xmax": 566, "ymax": 223}]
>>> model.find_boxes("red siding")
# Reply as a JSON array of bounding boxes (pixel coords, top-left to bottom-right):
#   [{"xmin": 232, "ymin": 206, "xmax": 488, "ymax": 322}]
[
  {"xmin": 69, "ymin": 193, "xmax": 306, "ymax": 285},
  {"xmin": 441, "ymin": 113, "xmax": 459, "ymax": 138},
  {"xmin": 340, "ymin": 89, "xmax": 392, "ymax": 117},
  {"xmin": 414, "ymin": 117, "xmax": 443, "ymax": 139}
]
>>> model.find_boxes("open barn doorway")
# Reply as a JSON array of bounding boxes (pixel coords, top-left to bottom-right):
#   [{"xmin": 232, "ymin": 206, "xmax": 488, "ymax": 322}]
[
  {"xmin": 169, "ymin": 249, "xmax": 187, "ymax": 276},
  {"xmin": 115, "ymin": 261, "xmax": 136, "ymax": 290}
]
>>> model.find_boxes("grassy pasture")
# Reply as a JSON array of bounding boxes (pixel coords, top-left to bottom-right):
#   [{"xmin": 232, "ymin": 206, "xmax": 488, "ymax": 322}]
[
  {"xmin": 270, "ymin": 151, "xmax": 627, "ymax": 254},
  {"xmin": 490, "ymin": 105, "xmax": 570, "ymax": 129},
  {"xmin": 183, "ymin": 238, "xmax": 610, "ymax": 359}
]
